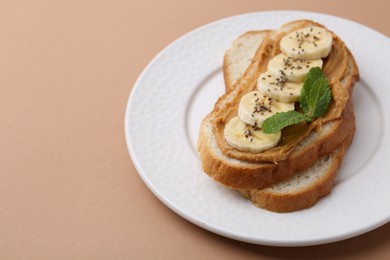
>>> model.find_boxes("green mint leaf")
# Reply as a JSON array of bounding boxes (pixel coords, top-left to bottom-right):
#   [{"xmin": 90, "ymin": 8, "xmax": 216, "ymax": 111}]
[
  {"xmin": 300, "ymin": 67, "xmax": 331, "ymax": 118},
  {"xmin": 300, "ymin": 67, "xmax": 325, "ymax": 115},
  {"xmin": 306, "ymin": 77, "xmax": 332, "ymax": 118},
  {"xmin": 262, "ymin": 111, "xmax": 311, "ymax": 134}
]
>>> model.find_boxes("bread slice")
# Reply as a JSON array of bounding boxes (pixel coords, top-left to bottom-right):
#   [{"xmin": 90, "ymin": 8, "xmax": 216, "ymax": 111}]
[
  {"xmin": 197, "ymin": 20, "xmax": 359, "ymax": 191},
  {"xmin": 237, "ymin": 126, "xmax": 354, "ymax": 212}
]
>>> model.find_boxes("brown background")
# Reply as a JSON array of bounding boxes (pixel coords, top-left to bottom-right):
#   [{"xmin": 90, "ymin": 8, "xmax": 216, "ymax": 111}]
[{"xmin": 1, "ymin": 0, "xmax": 389, "ymax": 259}]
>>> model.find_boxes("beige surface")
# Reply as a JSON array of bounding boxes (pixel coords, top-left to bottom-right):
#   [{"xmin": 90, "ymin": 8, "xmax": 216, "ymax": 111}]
[{"xmin": 1, "ymin": 0, "xmax": 389, "ymax": 259}]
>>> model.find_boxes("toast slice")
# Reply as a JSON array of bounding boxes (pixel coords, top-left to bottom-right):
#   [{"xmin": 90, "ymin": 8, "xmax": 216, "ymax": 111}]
[
  {"xmin": 197, "ymin": 20, "xmax": 359, "ymax": 191},
  {"xmin": 237, "ymin": 143, "xmax": 348, "ymax": 212}
]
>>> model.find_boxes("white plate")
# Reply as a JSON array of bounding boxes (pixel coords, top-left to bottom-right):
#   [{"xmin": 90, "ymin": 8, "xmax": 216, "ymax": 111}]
[{"xmin": 125, "ymin": 11, "xmax": 390, "ymax": 246}]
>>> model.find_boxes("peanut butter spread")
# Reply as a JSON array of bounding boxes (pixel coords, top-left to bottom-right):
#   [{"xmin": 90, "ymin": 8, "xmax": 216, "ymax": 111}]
[{"xmin": 212, "ymin": 25, "xmax": 357, "ymax": 163}]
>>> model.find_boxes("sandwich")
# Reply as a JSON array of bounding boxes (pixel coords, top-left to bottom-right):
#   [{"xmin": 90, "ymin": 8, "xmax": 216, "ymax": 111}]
[{"xmin": 197, "ymin": 20, "xmax": 359, "ymax": 212}]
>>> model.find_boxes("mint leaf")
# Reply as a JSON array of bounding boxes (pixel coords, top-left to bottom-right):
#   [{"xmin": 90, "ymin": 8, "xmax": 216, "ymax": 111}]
[
  {"xmin": 306, "ymin": 77, "xmax": 332, "ymax": 118},
  {"xmin": 300, "ymin": 67, "xmax": 331, "ymax": 118},
  {"xmin": 262, "ymin": 111, "xmax": 310, "ymax": 134}
]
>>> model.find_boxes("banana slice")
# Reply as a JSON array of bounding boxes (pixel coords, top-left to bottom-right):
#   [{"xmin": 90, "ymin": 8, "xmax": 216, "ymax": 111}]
[
  {"xmin": 268, "ymin": 53, "xmax": 323, "ymax": 82},
  {"xmin": 280, "ymin": 26, "xmax": 333, "ymax": 59},
  {"xmin": 257, "ymin": 72, "xmax": 303, "ymax": 102},
  {"xmin": 224, "ymin": 116, "xmax": 281, "ymax": 153},
  {"xmin": 238, "ymin": 90, "xmax": 295, "ymax": 127}
]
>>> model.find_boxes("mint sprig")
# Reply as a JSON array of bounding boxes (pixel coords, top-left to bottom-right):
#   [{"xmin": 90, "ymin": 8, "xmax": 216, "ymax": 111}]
[{"xmin": 262, "ymin": 67, "xmax": 331, "ymax": 134}]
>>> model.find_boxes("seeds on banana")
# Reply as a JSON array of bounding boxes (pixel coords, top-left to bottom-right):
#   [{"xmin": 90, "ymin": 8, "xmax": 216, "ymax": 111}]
[
  {"xmin": 280, "ymin": 26, "xmax": 333, "ymax": 59},
  {"xmin": 268, "ymin": 53, "xmax": 323, "ymax": 83},
  {"xmin": 238, "ymin": 91, "xmax": 295, "ymax": 127},
  {"xmin": 224, "ymin": 116, "xmax": 281, "ymax": 153},
  {"xmin": 257, "ymin": 72, "xmax": 303, "ymax": 102}
]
